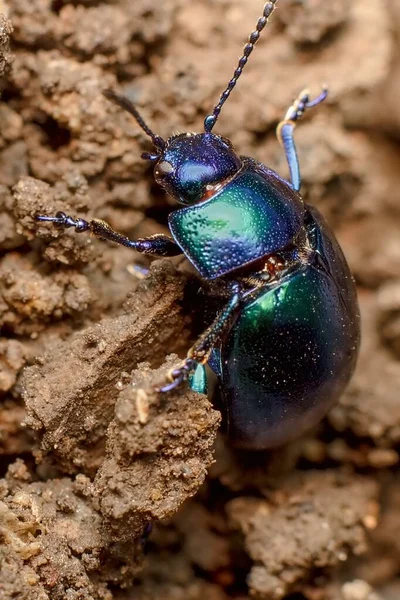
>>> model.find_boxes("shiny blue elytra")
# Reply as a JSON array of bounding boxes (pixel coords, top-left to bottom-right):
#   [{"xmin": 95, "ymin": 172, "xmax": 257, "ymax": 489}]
[
  {"xmin": 219, "ymin": 207, "xmax": 359, "ymax": 448},
  {"xmin": 36, "ymin": 1, "xmax": 360, "ymax": 449}
]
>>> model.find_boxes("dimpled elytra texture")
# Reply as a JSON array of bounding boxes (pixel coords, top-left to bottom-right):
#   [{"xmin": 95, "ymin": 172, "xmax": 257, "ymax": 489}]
[
  {"xmin": 219, "ymin": 207, "xmax": 360, "ymax": 449},
  {"xmin": 168, "ymin": 160, "xmax": 304, "ymax": 280}
]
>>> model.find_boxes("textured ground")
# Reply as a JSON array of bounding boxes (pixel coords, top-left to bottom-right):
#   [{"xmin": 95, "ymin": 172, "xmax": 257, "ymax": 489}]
[{"xmin": 1, "ymin": 0, "xmax": 400, "ymax": 599}]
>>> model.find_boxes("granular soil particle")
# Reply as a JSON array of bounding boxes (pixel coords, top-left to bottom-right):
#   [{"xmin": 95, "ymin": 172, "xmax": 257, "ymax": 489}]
[{"xmin": 1, "ymin": 1, "xmax": 400, "ymax": 599}]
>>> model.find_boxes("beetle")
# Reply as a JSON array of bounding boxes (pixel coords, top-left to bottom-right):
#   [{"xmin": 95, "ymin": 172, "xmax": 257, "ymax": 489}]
[{"xmin": 37, "ymin": 1, "xmax": 360, "ymax": 450}]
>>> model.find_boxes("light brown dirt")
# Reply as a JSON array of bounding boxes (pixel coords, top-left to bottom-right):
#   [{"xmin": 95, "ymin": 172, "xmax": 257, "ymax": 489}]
[{"xmin": 1, "ymin": 1, "xmax": 400, "ymax": 599}]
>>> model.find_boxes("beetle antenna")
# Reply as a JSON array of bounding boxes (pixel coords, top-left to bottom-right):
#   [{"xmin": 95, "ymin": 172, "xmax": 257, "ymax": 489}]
[
  {"xmin": 204, "ymin": 1, "xmax": 278, "ymax": 133},
  {"xmin": 103, "ymin": 89, "xmax": 166, "ymax": 151}
]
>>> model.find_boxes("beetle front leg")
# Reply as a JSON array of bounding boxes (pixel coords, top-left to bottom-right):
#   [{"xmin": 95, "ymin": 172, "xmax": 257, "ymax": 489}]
[
  {"xmin": 36, "ymin": 212, "xmax": 182, "ymax": 257},
  {"xmin": 157, "ymin": 281, "xmax": 242, "ymax": 393},
  {"xmin": 276, "ymin": 86, "xmax": 328, "ymax": 192}
]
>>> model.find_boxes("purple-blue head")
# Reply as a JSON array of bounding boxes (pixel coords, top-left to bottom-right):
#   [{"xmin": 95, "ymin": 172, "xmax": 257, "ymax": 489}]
[
  {"xmin": 153, "ymin": 132, "xmax": 242, "ymax": 205},
  {"xmin": 103, "ymin": 91, "xmax": 242, "ymax": 204}
]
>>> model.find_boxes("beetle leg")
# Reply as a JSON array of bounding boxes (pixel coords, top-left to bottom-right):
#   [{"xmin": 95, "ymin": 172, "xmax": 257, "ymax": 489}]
[
  {"xmin": 276, "ymin": 86, "xmax": 328, "ymax": 192},
  {"xmin": 189, "ymin": 363, "xmax": 208, "ymax": 394},
  {"xmin": 157, "ymin": 281, "xmax": 242, "ymax": 393},
  {"xmin": 36, "ymin": 212, "xmax": 182, "ymax": 257}
]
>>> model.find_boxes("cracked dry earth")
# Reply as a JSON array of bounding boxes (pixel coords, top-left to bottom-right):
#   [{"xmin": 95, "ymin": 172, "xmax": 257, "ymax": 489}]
[{"xmin": 1, "ymin": 1, "xmax": 400, "ymax": 599}]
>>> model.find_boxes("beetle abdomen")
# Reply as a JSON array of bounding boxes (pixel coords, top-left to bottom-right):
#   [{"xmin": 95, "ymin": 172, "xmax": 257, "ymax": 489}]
[
  {"xmin": 219, "ymin": 207, "xmax": 360, "ymax": 449},
  {"xmin": 168, "ymin": 159, "xmax": 304, "ymax": 280}
]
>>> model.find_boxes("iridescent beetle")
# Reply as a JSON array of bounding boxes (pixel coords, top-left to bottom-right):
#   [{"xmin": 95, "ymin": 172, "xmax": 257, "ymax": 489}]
[{"xmin": 37, "ymin": 1, "xmax": 360, "ymax": 449}]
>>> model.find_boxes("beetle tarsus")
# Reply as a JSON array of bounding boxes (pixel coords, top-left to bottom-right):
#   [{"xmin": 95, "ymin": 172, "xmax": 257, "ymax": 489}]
[
  {"xmin": 284, "ymin": 85, "xmax": 328, "ymax": 123},
  {"xmin": 36, "ymin": 212, "xmax": 90, "ymax": 232},
  {"xmin": 156, "ymin": 359, "xmax": 196, "ymax": 393}
]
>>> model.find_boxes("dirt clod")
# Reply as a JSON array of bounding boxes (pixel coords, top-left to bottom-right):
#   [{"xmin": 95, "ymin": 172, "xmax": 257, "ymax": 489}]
[
  {"xmin": 21, "ymin": 261, "xmax": 194, "ymax": 474},
  {"xmin": 95, "ymin": 359, "xmax": 220, "ymax": 540},
  {"xmin": 227, "ymin": 472, "xmax": 378, "ymax": 599}
]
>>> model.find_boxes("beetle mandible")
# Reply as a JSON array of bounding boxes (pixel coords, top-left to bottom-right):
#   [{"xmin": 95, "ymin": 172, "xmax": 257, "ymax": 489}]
[{"xmin": 37, "ymin": 1, "xmax": 360, "ymax": 449}]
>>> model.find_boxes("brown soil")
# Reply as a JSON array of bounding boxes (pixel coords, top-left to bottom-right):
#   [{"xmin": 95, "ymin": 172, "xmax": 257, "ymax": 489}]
[{"xmin": 1, "ymin": 1, "xmax": 400, "ymax": 599}]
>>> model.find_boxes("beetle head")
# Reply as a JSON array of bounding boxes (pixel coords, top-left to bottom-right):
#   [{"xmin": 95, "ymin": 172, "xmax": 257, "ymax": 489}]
[
  {"xmin": 152, "ymin": 132, "xmax": 242, "ymax": 205},
  {"xmin": 103, "ymin": 90, "xmax": 241, "ymax": 204},
  {"xmin": 104, "ymin": 2, "xmax": 279, "ymax": 202}
]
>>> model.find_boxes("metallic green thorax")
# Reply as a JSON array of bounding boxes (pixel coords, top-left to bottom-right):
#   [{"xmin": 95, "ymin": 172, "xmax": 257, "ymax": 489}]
[{"xmin": 168, "ymin": 159, "xmax": 304, "ymax": 279}]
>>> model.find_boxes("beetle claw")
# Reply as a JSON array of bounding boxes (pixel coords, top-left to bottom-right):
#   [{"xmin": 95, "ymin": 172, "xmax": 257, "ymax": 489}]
[
  {"xmin": 36, "ymin": 212, "xmax": 90, "ymax": 232},
  {"xmin": 36, "ymin": 211, "xmax": 68, "ymax": 225},
  {"xmin": 156, "ymin": 359, "xmax": 196, "ymax": 393},
  {"xmin": 305, "ymin": 85, "xmax": 328, "ymax": 109}
]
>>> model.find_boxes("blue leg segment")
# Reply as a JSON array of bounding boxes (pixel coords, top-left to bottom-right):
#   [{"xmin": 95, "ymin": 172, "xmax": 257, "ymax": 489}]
[
  {"xmin": 189, "ymin": 363, "xmax": 208, "ymax": 395},
  {"xmin": 277, "ymin": 86, "xmax": 328, "ymax": 192},
  {"xmin": 278, "ymin": 122, "xmax": 300, "ymax": 192},
  {"xmin": 208, "ymin": 348, "xmax": 222, "ymax": 378},
  {"xmin": 157, "ymin": 281, "xmax": 242, "ymax": 393}
]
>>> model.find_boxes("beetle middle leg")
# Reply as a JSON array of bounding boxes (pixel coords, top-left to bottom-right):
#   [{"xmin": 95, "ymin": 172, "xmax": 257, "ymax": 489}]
[
  {"xmin": 36, "ymin": 212, "xmax": 182, "ymax": 257},
  {"xmin": 277, "ymin": 86, "xmax": 328, "ymax": 192},
  {"xmin": 158, "ymin": 281, "xmax": 242, "ymax": 393}
]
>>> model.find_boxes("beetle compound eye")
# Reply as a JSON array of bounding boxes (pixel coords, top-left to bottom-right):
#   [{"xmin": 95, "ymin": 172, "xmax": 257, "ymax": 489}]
[
  {"xmin": 220, "ymin": 136, "xmax": 233, "ymax": 149},
  {"xmin": 155, "ymin": 161, "xmax": 174, "ymax": 180}
]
